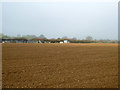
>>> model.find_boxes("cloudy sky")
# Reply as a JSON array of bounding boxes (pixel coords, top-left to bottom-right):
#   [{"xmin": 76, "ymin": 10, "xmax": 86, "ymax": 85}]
[{"xmin": 1, "ymin": 0, "xmax": 118, "ymax": 40}]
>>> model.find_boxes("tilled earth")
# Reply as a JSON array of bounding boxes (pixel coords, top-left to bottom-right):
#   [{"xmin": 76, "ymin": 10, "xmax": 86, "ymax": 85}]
[{"xmin": 2, "ymin": 43, "xmax": 118, "ymax": 88}]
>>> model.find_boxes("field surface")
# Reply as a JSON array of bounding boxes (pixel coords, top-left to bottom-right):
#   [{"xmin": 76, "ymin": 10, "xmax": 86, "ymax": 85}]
[{"xmin": 2, "ymin": 43, "xmax": 118, "ymax": 88}]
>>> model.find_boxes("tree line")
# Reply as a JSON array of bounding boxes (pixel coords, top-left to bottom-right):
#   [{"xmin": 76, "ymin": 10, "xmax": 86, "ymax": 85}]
[{"xmin": 0, "ymin": 33, "xmax": 118, "ymax": 43}]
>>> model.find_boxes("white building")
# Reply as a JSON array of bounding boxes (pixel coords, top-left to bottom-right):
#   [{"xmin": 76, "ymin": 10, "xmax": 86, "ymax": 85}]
[
  {"xmin": 64, "ymin": 40, "xmax": 69, "ymax": 43},
  {"xmin": 60, "ymin": 41, "xmax": 63, "ymax": 43}
]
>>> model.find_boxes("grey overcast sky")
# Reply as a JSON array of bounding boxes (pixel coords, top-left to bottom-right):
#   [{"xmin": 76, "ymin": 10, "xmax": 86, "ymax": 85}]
[{"xmin": 2, "ymin": 2, "xmax": 118, "ymax": 40}]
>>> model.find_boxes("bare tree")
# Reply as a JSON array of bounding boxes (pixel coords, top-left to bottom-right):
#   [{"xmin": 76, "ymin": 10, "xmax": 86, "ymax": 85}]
[
  {"xmin": 0, "ymin": 33, "xmax": 2, "ymax": 39},
  {"xmin": 23, "ymin": 35, "xmax": 37, "ymax": 40},
  {"xmin": 39, "ymin": 34, "xmax": 47, "ymax": 39},
  {"xmin": 71, "ymin": 37, "xmax": 77, "ymax": 41},
  {"xmin": 62, "ymin": 36, "xmax": 68, "ymax": 39},
  {"xmin": 86, "ymin": 36, "xmax": 93, "ymax": 41},
  {"xmin": 17, "ymin": 34, "xmax": 21, "ymax": 38}
]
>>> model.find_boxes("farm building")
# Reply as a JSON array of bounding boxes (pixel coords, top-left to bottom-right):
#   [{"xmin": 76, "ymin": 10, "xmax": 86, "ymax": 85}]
[
  {"xmin": 48, "ymin": 39, "xmax": 59, "ymax": 43},
  {"xmin": 28, "ymin": 38, "xmax": 49, "ymax": 43},
  {"xmin": 0, "ymin": 38, "xmax": 70, "ymax": 43},
  {"xmin": 57, "ymin": 39, "xmax": 70, "ymax": 43},
  {"xmin": 59, "ymin": 39, "xmax": 70, "ymax": 43},
  {"xmin": 1, "ymin": 39, "xmax": 28, "ymax": 43},
  {"xmin": 27, "ymin": 40, "xmax": 38, "ymax": 43},
  {"xmin": 60, "ymin": 41, "xmax": 64, "ymax": 43},
  {"xmin": 64, "ymin": 40, "xmax": 69, "ymax": 43}
]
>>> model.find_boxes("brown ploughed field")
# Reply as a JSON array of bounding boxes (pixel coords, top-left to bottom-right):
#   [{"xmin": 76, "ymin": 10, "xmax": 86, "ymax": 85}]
[{"xmin": 2, "ymin": 43, "xmax": 118, "ymax": 88}]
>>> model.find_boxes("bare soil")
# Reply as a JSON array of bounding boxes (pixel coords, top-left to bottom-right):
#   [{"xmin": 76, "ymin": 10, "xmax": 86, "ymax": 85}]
[{"xmin": 2, "ymin": 43, "xmax": 118, "ymax": 88}]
